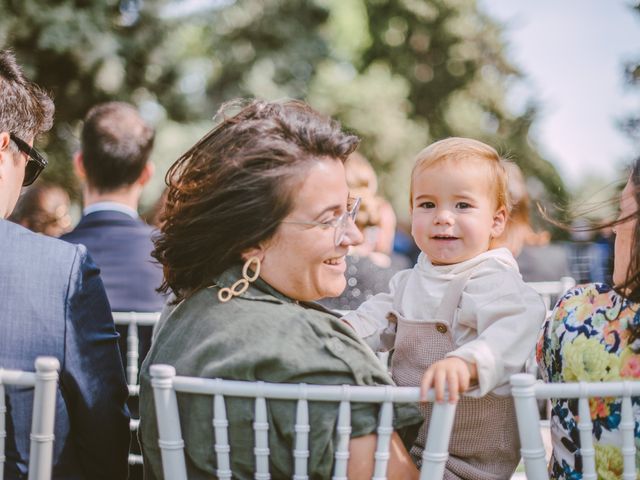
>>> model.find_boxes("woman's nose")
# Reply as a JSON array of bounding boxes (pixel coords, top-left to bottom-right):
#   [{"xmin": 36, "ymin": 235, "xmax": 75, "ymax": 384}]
[{"xmin": 341, "ymin": 219, "xmax": 364, "ymax": 246}]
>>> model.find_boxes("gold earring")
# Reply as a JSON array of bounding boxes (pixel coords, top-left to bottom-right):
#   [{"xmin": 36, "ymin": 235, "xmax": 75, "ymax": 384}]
[{"xmin": 218, "ymin": 256, "xmax": 261, "ymax": 303}]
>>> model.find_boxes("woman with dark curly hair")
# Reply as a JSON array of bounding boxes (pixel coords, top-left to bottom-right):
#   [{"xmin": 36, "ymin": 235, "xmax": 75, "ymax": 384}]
[
  {"xmin": 538, "ymin": 157, "xmax": 640, "ymax": 479},
  {"xmin": 139, "ymin": 99, "xmax": 422, "ymax": 480}
]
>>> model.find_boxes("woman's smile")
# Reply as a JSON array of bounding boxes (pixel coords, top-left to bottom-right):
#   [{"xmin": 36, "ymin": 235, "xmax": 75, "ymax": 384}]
[{"xmin": 324, "ymin": 255, "xmax": 346, "ymax": 268}]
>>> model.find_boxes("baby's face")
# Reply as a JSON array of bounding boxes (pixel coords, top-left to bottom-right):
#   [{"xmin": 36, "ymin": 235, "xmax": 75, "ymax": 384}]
[{"xmin": 410, "ymin": 161, "xmax": 506, "ymax": 265}]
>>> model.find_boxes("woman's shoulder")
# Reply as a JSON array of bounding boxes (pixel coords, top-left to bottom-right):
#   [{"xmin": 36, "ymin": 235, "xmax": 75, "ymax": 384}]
[
  {"xmin": 177, "ymin": 287, "xmax": 334, "ymax": 332},
  {"xmin": 147, "ymin": 289, "xmax": 358, "ymax": 378},
  {"xmin": 561, "ymin": 282, "xmax": 615, "ymax": 297},
  {"xmin": 542, "ymin": 283, "xmax": 640, "ymax": 383},
  {"xmin": 553, "ymin": 282, "xmax": 623, "ymax": 321}
]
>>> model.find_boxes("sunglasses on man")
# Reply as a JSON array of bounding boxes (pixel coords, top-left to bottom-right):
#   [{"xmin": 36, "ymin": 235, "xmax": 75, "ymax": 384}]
[{"xmin": 9, "ymin": 133, "xmax": 48, "ymax": 186}]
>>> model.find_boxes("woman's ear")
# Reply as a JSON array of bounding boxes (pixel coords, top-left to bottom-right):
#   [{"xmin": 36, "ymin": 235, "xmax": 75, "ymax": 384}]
[
  {"xmin": 490, "ymin": 207, "xmax": 508, "ymax": 238},
  {"xmin": 240, "ymin": 246, "xmax": 265, "ymax": 263}
]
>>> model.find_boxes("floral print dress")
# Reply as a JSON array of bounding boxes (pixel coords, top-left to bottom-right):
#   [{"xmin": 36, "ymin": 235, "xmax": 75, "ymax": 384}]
[{"xmin": 537, "ymin": 283, "xmax": 640, "ymax": 480}]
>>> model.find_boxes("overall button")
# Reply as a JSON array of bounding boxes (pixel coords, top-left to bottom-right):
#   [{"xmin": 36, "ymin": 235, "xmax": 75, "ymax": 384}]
[{"xmin": 435, "ymin": 323, "xmax": 448, "ymax": 334}]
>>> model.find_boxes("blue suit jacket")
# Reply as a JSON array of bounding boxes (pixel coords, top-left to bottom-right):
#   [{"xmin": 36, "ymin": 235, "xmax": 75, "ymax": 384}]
[
  {"xmin": 0, "ymin": 219, "xmax": 130, "ymax": 480},
  {"xmin": 61, "ymin": 211, "xmax": 165, "ymax": 369},
  {"xmin": 61, "ymin": 210, "xmax": 164, "ymax": 312}
]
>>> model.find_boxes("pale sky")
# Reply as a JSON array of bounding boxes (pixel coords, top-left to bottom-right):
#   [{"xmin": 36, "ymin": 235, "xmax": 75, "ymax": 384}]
[{"xmin": 480, "ymin": 0, "xmax": 640, "ymax": 188}]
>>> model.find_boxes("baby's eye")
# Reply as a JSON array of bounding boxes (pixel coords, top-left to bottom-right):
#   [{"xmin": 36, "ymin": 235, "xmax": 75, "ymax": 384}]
[
  {"xmin": 456, "ymin": 202, "xmax": 471, "ymax": 209},
  {"xmin": 418, "ymin": 201, "xmax": 435, "ymax": 209}
]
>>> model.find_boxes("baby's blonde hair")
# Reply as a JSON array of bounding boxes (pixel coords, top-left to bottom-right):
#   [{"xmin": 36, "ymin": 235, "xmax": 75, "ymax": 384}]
[{"xmin": 410, "ymin": 137, "xmax": 511, "ymax": 213}]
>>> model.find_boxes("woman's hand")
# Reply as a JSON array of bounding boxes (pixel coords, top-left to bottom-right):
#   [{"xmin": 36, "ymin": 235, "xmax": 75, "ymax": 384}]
[{"xmin": 420, "ymin": 357, "xmax": 478, "ymax": 403}]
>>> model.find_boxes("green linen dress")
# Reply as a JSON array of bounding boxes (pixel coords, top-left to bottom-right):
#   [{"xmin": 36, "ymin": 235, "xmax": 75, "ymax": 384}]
[{"xmin": 139, "ymin": 264, "xmax": 421, "ymax": 480}]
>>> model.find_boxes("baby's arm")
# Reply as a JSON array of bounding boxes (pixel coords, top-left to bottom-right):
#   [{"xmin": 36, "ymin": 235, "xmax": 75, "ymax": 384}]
[
  {"xmin": 342, "ymin": 271, "xmax": 408, "ymax": 350},
  {"xmin": 444, "ymin": 273, "xmax": 546, "ymax": 396},
  {"xmin": 342, "ymin": 291, "xmax": 395, "ymax": 351}
]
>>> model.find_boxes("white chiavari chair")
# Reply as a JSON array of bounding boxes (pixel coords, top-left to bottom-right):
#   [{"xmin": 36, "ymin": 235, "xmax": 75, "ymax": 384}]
[
  {"xmin": 511, "ymin": 373, "xmax": 640, "ymax": 480},
  {"xmin": 150, "ymin": 364, "xmax": 457, "ymax": 480},
  {"xmin": 0, "ymin": 356, "xmax": 59, "ymax": 480},
  {"xmin": 526, "ymin": 277, "xmax": 576, "ymax": 313},
  {"xmin": 523, "ymin": 277, "xmax": 576, "ymax": 379},
  {"xmin": 112, "ymin": 311, "xmax": 161, "ymax": 466}
]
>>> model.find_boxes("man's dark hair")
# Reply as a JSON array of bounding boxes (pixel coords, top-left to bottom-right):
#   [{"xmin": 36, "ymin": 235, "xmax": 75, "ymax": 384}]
[
  {"xmin": 81, "ymin": 102, "xmax": 155, "ymax": 192},
  {"xmin": 0, "ymin": 50, "xmax": 54, "ymax": 143}
]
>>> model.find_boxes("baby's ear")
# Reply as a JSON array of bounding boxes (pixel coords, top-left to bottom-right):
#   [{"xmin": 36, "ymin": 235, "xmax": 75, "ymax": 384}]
[{"xmin": 490, "ymin": 207, "xmax": 507, "ymax": 238}]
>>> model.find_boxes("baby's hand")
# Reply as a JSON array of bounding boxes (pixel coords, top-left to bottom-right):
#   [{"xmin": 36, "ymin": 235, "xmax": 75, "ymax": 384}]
[{"xmin": 419, "ymin": 357, "xmax": 477, "ymax": 404}]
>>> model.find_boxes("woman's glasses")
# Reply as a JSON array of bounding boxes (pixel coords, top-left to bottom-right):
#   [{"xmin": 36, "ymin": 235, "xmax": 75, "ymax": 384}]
[
  {"xmin": 283, "ymin": 197, "xmax": 362, "ymax": 246},
  {"xmin": 10, "ymin": 133, "xmax": 48, "ymax": 186}
]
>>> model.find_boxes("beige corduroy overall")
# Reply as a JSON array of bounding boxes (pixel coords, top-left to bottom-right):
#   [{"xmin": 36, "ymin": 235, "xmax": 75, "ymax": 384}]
[{"xmin": 390, "ymin": 271, "xmax": 520, "ymax": 480}]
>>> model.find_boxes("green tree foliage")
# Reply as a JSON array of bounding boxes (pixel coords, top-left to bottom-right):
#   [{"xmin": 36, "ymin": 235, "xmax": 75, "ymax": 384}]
[
  {"xmin": 354, "ymin": 0, "xmax": 567, "ymax": 212},
  {"xmin": 622, "ymin": 2, "xmax": 640, "ymax": 145},
  {"xmin": 1, "ymin": 0, "xmax": 567, "ymax": 219},
  {"xmin": 0, "ymin": 0, "xmax": 181, "ymax": 190}
]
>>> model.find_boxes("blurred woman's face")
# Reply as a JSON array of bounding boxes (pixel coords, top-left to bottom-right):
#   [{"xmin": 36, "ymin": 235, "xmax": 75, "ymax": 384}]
[
  {"xmin": 613, "ymin": 178, "xmax": 637, "ymax": 287},
  {"xmin": 41, "ymin": 188, "xmax": 71, "ymax": 237},
  {"xmin": 257, "ymin": 159, "xmax": 363, "ymax": 302}
]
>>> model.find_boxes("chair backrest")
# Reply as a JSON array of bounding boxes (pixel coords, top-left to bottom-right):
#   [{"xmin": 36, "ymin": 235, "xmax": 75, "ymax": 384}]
[
  {"xmin": 0, "ymin": 356, "xmax": 60, "ymax": 480},
  {"xmin": 112, "ymin": 311, "xmax": 161, "ymax": 467},
  {"xmin": 510, "ymin": 373, "xmax": 640, "ymax": 480},
  {"xmin": 112, "ymin": 311, "xmax": 161, "ymax": 393},
  {"xmin": 150, "ymin": 364, "xmax": 457, "ymax": 480},
  {"xmin": 526, "ymin": 276, "xmax": 576, "ymax": 312}
]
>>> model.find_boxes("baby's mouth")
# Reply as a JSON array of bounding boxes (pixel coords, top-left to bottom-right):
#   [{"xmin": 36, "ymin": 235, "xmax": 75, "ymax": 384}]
[{"xmin": 432, "ymin": 235, "xmax": 458, "ymax": 240}]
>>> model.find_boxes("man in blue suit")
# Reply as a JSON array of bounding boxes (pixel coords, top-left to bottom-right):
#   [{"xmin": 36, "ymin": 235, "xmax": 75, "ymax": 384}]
[
  {"xmin": 61, "ymin": 102, "xmax": 164, "ymax": 480},
  {"xmin": 0, "ymin": 50, "xmax": 130, "ymax": 479},
  {"xmin": 61, "ymin": 102, "xmax": 165, "ymax": 362}
]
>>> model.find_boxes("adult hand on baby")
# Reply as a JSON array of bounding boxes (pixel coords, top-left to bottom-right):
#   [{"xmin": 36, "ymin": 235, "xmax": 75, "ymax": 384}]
[{"xmin": 420, "ymin": 357, "xmax": 477, "ymax": 404}]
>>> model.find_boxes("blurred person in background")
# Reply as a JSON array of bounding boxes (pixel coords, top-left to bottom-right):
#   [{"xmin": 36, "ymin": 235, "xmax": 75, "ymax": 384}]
[
  {"xmin": 320, "ymin": 152, "xmax": 410, "ymax": 311},
  {"xmin": 592, "ymin": 225, "xmax": 614, "ymax": 284},
  {"xmin": 0, "ymin": 48, "xmax": 129, "ymax": 480},
  {"xmin": 564, "ymin": 220, "xmax": 614, "ymax": 285},
  {"xmin": 62, "ymin": 101, "xmax": 164, "ymax": 356},
  {"xmin": 9, "ymin": 182, "xmax": 71, "ymax": 237},
  {"xmin": 142, "ymin": 186, "xmax": 168, "ymax": 228},
  {"xmin": 495, "ymin": 162, "xmax": 571, "ymax": 283},
  {"xmin": 61, "ymin": 101, "xmax": 163, "ymax": 480},
  {"xmin": 565, "ymin": 218, "xmax": 596, "ymax": 284}
]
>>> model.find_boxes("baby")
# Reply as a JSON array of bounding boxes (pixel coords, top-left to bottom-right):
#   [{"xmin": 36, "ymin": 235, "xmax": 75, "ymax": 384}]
[{"xmin": 343, "ymin": 137, "xmax": 546, "ymax": 479}]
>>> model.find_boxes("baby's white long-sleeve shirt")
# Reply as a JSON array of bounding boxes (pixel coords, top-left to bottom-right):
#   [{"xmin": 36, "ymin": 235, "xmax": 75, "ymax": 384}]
[{"xmin": 343, "ymin": 248, "xmax": 547, "ymax": 395}]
